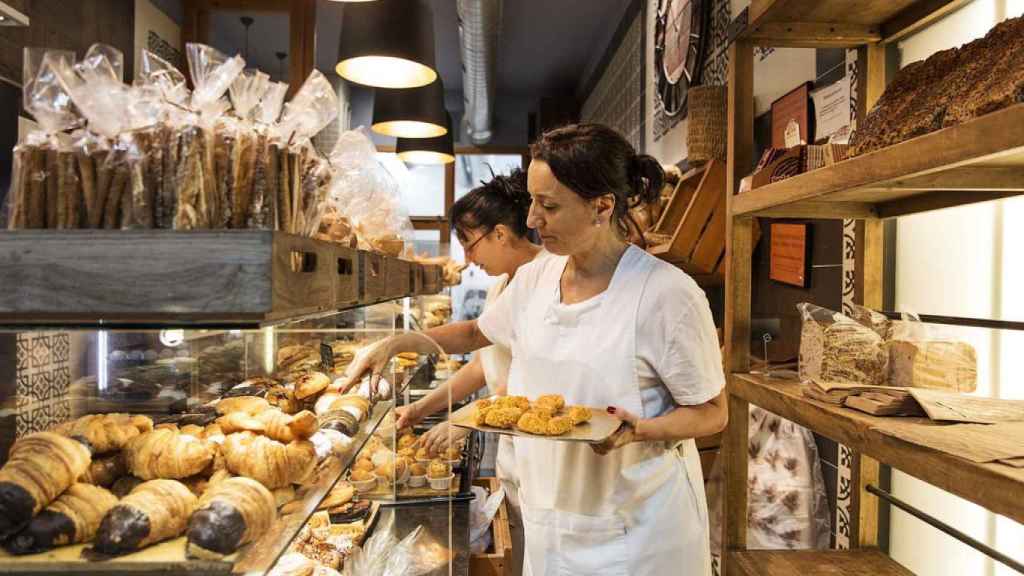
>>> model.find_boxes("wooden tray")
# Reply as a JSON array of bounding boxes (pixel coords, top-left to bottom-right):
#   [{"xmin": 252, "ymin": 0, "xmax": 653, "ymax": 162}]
[
  {"xmin": 0, "ymin": 537, "xmax": 232, "ymax": 575},
  {"xmin": 449, "ymin": 403, "xmax": 621, "ymax": 443}
]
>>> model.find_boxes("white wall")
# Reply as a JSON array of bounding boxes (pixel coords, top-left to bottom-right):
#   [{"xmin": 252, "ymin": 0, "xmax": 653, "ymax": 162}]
[
  {"xmin": 891, "ymin": 2, "xmax": 1024, "ymax": 574},
  {"xmin": 134, "ymin": 0, "xmax": 181, "ymax": 71}
]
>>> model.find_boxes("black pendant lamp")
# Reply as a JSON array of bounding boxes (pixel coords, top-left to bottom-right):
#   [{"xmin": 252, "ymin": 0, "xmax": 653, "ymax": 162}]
[
  {"xmin": 372, "ymin": 77, "xmax": 448, "ymax": 138},
  {"xmin": 336, "ymin": 0, "xmax": 437, "ymax": 89},
  {"xmin": 397, "ymin": 112, "xmax": 455, "ymax": 164}
]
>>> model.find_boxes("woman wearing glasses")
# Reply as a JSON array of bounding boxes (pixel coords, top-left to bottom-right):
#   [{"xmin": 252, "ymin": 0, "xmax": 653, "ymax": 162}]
[
  {"xmin": 345, "ymin": 124, "xmax": 725, "ymax": 576},
  {"xmin": 396, "ymin": 168, "xmax": 545, "ymax": 576}
]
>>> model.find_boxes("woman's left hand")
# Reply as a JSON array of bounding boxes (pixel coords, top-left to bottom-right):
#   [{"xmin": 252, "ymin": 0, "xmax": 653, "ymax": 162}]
[
  {"xmin": 591, "ymin": 405, "xmax": 640, "ymax": 455},
  {"xmin": 420, "ymin": 421, "xmax": 470, "ymax": 456}
]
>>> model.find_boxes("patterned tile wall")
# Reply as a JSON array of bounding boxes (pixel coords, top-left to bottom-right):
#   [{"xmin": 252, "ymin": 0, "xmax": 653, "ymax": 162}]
[
  {"xmin": 581, "ymin": 12, "xmax": 645, "ymax": 151},
  {"xmin": 14, "ymin": 332, "xmax": 72, "ymax": 436}
]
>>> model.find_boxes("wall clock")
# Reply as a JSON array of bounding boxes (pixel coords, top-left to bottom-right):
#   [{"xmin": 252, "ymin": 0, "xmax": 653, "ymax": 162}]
[{"xmin": 654, "ymin": 0, "xmax": 709, "ymax": 117}]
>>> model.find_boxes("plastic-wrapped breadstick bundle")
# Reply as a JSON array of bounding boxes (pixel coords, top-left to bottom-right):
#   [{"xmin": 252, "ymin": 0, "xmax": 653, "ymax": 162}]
[
  {"xmin": 251, "ymin": 81, "xmax": 288, "ymax": 230},
  {"xmin": 6, "ymin": 48, "xmax": 82, "ymax": 229},
  {"xmin": 186, "ymin": 43, "xmax": 245, "ymax": 228},
  {"xmin": 272, "ymin": 70, "xmax": 338, "ymax": 236},
  {"xmin": 227, "ymin": 69, "xmax": 270, "ymax": 229}
]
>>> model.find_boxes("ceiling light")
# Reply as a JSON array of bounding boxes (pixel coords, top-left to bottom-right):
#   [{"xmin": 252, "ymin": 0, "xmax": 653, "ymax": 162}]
[
  {"xmin": 372, "ymin": 78, "xmax": 448, "ymax": 138},
  {"xmin": 397, "ymin": 112, "xmax": 454, "ymax": 164},
  {"xmin": 337, "ymin": 0, "xmax": 437, "ymax": 89}
]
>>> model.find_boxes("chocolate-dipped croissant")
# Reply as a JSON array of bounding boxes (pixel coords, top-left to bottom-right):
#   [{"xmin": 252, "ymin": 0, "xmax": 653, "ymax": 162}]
[
  {"xmin": 222, "ymin": 432, "xmax": 316, "ymax": 489},
  {"xmin": 79, "ymin": 453, "xmax": 127, "ymax": 488},
  {"xmin": 94, "ymin": 479, "xmax": 198, "ymax": 555},
  {"xmin": 5, "ymin": 483, "xmax": 118, "ymax": 554},
  {"xmin": 186, "ymin": 477, "xmax": 276, "ymax": 558},
  {"xmin": 124, "ymin": 428, "xmax": 214, "ymax": 480},
  {"xmin": 0, "ymin": 432, "xmax": 92, "ymax": 538}
]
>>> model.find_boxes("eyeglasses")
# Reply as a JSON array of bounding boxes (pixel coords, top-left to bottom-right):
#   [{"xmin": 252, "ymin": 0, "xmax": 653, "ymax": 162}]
[{"xmin": 461, "ymin": 228, "xmax": 493, "ymax": 255}]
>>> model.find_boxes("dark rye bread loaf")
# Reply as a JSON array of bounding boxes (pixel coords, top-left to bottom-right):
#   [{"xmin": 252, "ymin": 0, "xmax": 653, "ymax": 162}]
[{"xmin": 851, "ymin": 15, "xmax": 1024, "ymax": 156}]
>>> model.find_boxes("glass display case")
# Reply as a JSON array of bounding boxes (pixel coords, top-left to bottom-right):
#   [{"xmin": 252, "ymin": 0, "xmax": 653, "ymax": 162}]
[{"xmin": 0, "ymin": 274, "xmax": 463, "ymax": 575}]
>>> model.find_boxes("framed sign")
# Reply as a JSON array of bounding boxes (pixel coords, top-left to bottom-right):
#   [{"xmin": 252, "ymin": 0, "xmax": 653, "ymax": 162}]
[
  {"xmin": 771, "ymin": 82, "xmax": 812, "ymax": 149},
  {"xmin": 770, "ymin": 222, "xmax": 810, "ymax": 288}
]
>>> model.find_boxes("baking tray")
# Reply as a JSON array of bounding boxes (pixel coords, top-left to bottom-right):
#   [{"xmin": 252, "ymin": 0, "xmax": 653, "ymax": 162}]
[{"xmin": 449, "ymin": 402, "xmax": 621, "ymax": 443}]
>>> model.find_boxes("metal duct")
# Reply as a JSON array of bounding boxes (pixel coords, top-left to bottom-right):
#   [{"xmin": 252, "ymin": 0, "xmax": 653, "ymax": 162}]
[{"xmin": 457, "ymin": 0, "xmax": 501, "ymax": 145}]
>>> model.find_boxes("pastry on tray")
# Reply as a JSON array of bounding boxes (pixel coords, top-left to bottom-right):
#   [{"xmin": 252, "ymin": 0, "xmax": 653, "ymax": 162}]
[
  {"xmin": 0, "ymin": 432, "xmax": 91, "ymax": 538},
  {"xmin": 187, "ymin": 477, "xmax": 277, "ymax": 558},
  {"xmin": 5, "ymin": 483, "xmax": 119, "ymax": 554},
  {"xmin": 94, "ymin": 479, "xmax": 198, "ymax": 555}
]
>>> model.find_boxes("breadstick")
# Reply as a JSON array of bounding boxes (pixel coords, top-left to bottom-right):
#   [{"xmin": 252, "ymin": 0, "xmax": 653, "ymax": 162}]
[
  {"xmin": 266, "ymin": 143, "xmax": 279, "ymax": 230},
  {"xmin": 59, "ymin": 151, "xmax": 81, "ymax": 228},
  {"xmin": 249, "ymin": 134, "xmax": 270, "ymax": 228},
  {"xmin": 214, "ymin": 127, "xmax": 233, "ymax": 229},
  {"xmin": 76, "ymin": 149, "xmax": 97, "ymax": 228},
  {"xmin": 92, "ymin": 150, "xmax": 112, "ymax": 229},
  {"xmin": 104, "ymin": 160, "xmax": 129, "ymax": 229},
  {"xmin": 277, "ymin": 147, "xmax": 291, "ymax": 233},
  {"xmin": 25, "ymin": 147, "xmax": 46, "ymax": 229},
  {"xmin": 160, "ymin": 128, "xmax": 179, "ymax": 229},
  {"xmin": 44, "ymin": 148, "xmax": 58, "ymax": 228},
  {"xmin": 233, "ymin": 130, "xmax": 255, "ymax": 228}
]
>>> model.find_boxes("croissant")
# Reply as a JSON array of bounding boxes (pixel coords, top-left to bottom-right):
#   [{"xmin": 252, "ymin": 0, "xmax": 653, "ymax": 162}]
[
  {"xmin": 255, "ymin": 409, "xmax": 319, "ymax": 443},
  {"xmin": 0, "ymin": 432, "xmax": 91, "ymax": 538},
  {"xmin": 216, "ymin": 396, "xmax": 270, "ymax": 416},
  {"xmin": 125, "ymin": 428, "xmax": 215, "ymax": 480},
  {"xmin": 222, "ymin": 432, "xmax": 317, "ymax": 489},
  {"xmin": 110, "ymin": 476, "xmax": 143, "ymax": 498},
  {"xmin": 5, "ymin": 483, "xmax": 118, "ymax": 554},
  {"xmin": 219, "ymin": 412, "xmax": 267, "ymax": 435},
  {"xmin": 293, "ymin": 372, "xmax": 330, "ymax": 400},
  {"xmin": 187, "ymin": 477, "xmax": 277, "ymax": 558},
  {"xmin": 79, "ymin": 453, "xmax": 127, "ymax": 487},
  {"xmin": 53, "ymin": 414, "xmax": 153, "ymax": 454},
  {"xmin": 94, "ymin": 479, "xmax": 198, "ymax": 554},
  {"xmin": 267, "ymin": 386, "xmax": 299, "ymax": 415}
]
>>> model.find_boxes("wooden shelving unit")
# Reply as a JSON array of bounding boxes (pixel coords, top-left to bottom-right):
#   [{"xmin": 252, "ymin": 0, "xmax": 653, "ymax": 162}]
[{"xmin": 724, "ymin": 1, "xmax": 1023, "ymax": 574}]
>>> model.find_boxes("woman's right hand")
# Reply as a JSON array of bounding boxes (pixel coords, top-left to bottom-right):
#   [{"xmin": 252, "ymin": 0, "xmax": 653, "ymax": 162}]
[{"xmin": 338, "ymin": 338, "xmax": 397, "ymax": 397}]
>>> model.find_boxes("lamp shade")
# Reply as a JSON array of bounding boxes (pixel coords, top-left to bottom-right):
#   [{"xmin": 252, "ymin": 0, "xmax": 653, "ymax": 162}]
[
  {"xmin": 372, "ymin": 78, "xmax": 448, "ymax": 138},
  {"xmin": 337, "ymin": 0, "xmax": 437, "ymax": 89},
  {"xmin": 397, "ymin": 112, "xmax": 454, "ymax": 164}
]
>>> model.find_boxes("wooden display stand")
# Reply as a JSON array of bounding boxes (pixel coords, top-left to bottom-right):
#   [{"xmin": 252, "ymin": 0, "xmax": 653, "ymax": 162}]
[
  {"xmin": 723, "ymin": 1, "xmax": 1024, "ymax": 575},
  {"xmin": 648, "ymin": 160, "xmax": 728, "ymax": 284}
]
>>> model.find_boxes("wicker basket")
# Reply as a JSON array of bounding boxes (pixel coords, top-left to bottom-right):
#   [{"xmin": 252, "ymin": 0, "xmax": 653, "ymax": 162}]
[{"xmin": 687, "ymin": 85, "xmax": 727, "ymax": 165}]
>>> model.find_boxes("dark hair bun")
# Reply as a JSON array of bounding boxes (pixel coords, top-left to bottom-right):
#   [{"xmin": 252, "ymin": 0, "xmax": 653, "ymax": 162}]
[
  {"xmin": 630, "ymin": 155, "xmax": 665, "ymax": 206},
  {"xmin": 495, "ymin": 168, "xmax": 531, "ymax": 207}
]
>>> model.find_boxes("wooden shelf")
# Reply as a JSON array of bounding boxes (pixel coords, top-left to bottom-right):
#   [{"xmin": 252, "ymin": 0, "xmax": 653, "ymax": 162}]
[
  {"xmin": 0, "ymin": 230, "xmax": 442, "ymax": 328},
  {"xmin": 727, "ymin": 549, "xmax": 913, "ymax": 576},
  {"xmin": 731, "ymin": 104, "xmax": 1024, "ymax": 219},
  {"xmin": 740, "ymin": 0, "xmax": 971, "ymax": 46},
  {"xmin": 730, "ymin": 373, "xmax": 1024, "ymax": 525}
]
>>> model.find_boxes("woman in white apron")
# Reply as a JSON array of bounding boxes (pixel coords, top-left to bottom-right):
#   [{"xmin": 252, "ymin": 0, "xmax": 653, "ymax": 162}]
[
  {"xmin": 396, "ymin": 169, "xmax": 543, "ymax": 576},
  {"xmin": 344, "ymin": 124, "xmax": 727, "ymax": 576}
]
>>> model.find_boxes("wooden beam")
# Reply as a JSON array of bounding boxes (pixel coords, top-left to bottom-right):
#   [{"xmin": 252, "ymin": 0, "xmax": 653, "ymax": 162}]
[
  {"xmin": 882, "ymin": 0, "xmax": 972, "ymax": 44},
  {"xmin": 724, "ymin": 40, "xmax": 754, "ymax": 574},
  {"xmin": 746, "ymin": 22, "xmax": 880, "ymax": 48},
  {"xmin": 863, "ymin": 166, "xmax": 1024, "ymax": 191},
  {"xmin": 876, "ymin": 190, "xmax": 1022, "ymax": 218},
  {"xmin": 752, "ymin": 200, "xmax": 879, "ymax": 219}
]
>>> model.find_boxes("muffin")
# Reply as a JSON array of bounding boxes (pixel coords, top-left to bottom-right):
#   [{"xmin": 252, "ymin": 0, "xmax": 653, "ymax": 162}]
[
  {"xmin": 353, "ymin": 458, "xmax": 374, "ymax": 473},
  {"xmin": 415, "ymin": 446, "xmax": 432, "ymax": 462},
  {"xmin": 410, "ymin": 463, "xmax": 427, "ymax": 476},
  {"xmin": 397, "ymin": 446, "xmax": 416, "ymax": 459},
  {"xmin": 397, "ymin": 433, "xmax": 418, "ymax": 450},
  {"xmin": 351, "ymin": 469, "xmax": 374, "ymax": 482},
  {"xmin": 443, "ymin": 446, "xmax": 461, "ymax": 462},
  {"xmin": 427, "ymin": 460, "xmax": 451, "ymax": 479}
]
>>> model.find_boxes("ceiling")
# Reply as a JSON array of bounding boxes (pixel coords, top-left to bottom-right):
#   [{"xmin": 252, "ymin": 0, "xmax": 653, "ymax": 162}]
[{"xmin": 153, "ymin": 0, "xmax": 634, "ymax": 143}]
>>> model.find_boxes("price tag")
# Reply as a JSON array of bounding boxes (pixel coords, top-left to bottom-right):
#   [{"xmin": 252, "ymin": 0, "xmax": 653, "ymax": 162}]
[{"xmin": 320, "ymin": 342, "xmax": 334, "ymax": 373}]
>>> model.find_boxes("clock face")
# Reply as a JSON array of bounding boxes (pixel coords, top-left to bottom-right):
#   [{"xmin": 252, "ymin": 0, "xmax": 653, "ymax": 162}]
[{"xmin": 655, "ymin": 0, "xmax": 707, "ymax": 117}]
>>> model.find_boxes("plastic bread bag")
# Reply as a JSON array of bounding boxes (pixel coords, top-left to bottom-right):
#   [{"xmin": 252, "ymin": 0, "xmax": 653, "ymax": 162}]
[
  {"xmin": 224, "ymin": 70, "xmax": 269, "ymax": 229},
  {"xmin": 274, "ymin": 70, "xmax": 338, "ymax": 143},
  {"xmin": 187, "ymin": 43, "xmax": 245, "ymax": 118},
  {"xmin": 135, "ymin": 49, "xmax": 190, "ymax": 109},
  {"xmin": 797, "ymin": 302, "xmax": 888, "ymax": 386},
  {"xmin": 256, "ymin": 81, "xmax": 288, "ymax": 126},
  {"xmin": 885, "ymin": 311, "xmax": 978, "ymax": 392},
  {"xmin": 708, "ymin": 405, "xmax": 831, "ymax": 565},
  {"xmin": 6, "ymin": 48, "xmax": 82, "ymax": 229}
]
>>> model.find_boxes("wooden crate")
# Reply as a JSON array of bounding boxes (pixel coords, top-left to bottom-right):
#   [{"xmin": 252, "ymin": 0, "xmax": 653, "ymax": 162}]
[
  {"xmin": 360, "ymin": 250, "xmax": 385, "ymax": 303},
  {"xmin": 335, "ymin": 245, "xmax": 360, "ymax": 306},
  {"xmin": 423, "ymin": 264, "xmax": 443, "ymax": 294},
  {"xmin": 385, "ymin": 258, "xmax": 412, "ymax": 300},
  {"xmin": 470, "ymin": 477, "xmax": 513, "ymax": 576},
  {"xmin": 648, "ymin": 160, "xmax": 728, "ymax": 278},
  {"xmin": 0, "ymin": 230, "xmax": 336, "ymax": 325},
  {"xmin": 412, "ymin": 263, "xmax": 426, "ymax": 295}
]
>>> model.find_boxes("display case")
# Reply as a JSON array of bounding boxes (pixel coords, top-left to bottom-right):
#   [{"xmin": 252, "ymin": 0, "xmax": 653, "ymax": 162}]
[{"xmin": 0, "ymin": 235, "xmax": 460, "ymax": 575}]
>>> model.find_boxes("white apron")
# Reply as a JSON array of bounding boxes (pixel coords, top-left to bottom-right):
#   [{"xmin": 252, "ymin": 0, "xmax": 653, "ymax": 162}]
[{"xmin": 508, "ymin": 247, "xmax": 711, "ymax": 576}]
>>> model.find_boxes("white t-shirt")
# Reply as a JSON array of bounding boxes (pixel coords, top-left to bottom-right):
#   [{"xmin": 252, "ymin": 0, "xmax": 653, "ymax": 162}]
[
  {"xmin": 478, "ymin": 250, "xmax": 550, "ymax": 394},
  {"xmin": 478, "ymin": 249, "xmax": 724, "ymax": 418}
]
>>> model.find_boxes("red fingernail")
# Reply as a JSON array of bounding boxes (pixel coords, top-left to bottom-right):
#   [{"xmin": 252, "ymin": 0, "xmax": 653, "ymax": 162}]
[{"xmin": 607, "ymin": 407, "xmax": 616, "ymax": 414}]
